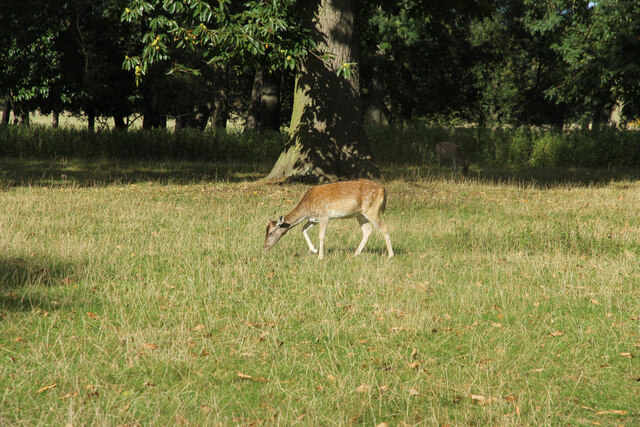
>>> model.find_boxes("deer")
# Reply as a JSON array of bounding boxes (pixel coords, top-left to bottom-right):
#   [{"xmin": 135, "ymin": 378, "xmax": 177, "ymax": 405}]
[
  {"xmin": 436, "ymin": 141, "xmax": 469, "ymax": 177},
  {"xmin": 264, "ymin": 180, "xmax": 394, "ymax": 259}
]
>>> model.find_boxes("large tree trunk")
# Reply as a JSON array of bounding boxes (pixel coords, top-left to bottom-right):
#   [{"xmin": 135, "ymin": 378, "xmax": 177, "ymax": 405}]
[{"xmin": 265, "ymin": 0, "xmax": 379, "ymax": 183}]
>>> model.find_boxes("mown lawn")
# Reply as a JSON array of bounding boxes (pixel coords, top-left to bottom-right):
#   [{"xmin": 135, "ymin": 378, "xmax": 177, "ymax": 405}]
[{"xmin": 1, "ymin": 160, "xmax": 639, "ymax": 425}]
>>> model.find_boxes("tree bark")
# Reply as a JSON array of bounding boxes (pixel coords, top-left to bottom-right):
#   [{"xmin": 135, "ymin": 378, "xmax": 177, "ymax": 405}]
[
  {"xmin": 246, "ymin": 70, "xmax": 262, "ymax": 131},
  {"xmin": 265, "ymin": 0, "xmax": 379, "ymax": 183}
]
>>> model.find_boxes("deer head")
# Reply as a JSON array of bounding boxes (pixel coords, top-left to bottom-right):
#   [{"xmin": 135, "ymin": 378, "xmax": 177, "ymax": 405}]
[{"xmin": 264, "ymin": 216, "xmax": 291, "ymax": 251}]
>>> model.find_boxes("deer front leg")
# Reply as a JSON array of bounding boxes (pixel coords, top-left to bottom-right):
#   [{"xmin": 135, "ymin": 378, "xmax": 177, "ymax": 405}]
[
  {"xmin": 302, "ymin": 220, "xmax": 318, "ymax": 254},
  {"xmin": 317, "ymin": 218, "xmax": 329, "ymax": 259}
]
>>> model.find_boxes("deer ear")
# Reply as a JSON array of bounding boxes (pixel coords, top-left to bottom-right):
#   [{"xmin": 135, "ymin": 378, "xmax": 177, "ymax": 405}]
[{"xmin": 276, "ymin": 216, "xmax": 285, "ymax": 226}]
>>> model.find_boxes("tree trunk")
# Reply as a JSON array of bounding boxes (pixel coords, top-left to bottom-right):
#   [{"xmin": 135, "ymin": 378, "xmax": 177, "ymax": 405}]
[
  {"xmin": 52, "ymin": 109, "xmax": 60, "ymax": 128},
  {"xmin": 87, "ymin": 109, "xmax": 95, "ymax": 131},
  {"xmin": 365, "ymin": 65, "xmax": 386, "ymax": 125},
  {"xmin": 143, "ymin": 82, "xmax": 167, "ymax": 129},
  {"xmin": 113, "ymin": 113, "xmax": 126, "ymax": 130},
  {"xmin": 1, "ymin": 96, "xmax": 10, "ymax": 125},
  {"xmin": 210, "ymin": 64, "xmax": 229, "ymax": 129},
  {"xmin": 265, "ymin": 0, "xmax": 379, "ymax": 183},
  {"xmin": 246, "ymin": 70, "xmax": 262, "ymax": 131},
  {"xmin": 259, "ymin": 70, "xmax": 282, "ymax": 131}
]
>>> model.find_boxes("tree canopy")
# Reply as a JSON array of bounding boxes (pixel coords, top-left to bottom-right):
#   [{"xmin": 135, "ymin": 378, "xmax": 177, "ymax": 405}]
[{"xmin": 2, "ymin": 0, "xmax": 639, "ymax": 132}]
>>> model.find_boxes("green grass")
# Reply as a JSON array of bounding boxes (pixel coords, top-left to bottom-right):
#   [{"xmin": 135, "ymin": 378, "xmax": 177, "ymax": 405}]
[{"xmin": 1, "ymin": 160, "xmax": 639, "ymax": 425}]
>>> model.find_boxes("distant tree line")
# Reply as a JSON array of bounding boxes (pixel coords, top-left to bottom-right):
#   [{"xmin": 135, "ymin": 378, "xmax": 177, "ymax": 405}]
[{"xmin": 2, "ymin": 0, "xmax": 639, "ymax": 132}]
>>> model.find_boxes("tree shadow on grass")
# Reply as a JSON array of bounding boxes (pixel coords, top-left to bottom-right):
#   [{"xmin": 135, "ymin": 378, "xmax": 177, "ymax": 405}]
[
  {"xmin": 383, "ymin": 164, "xmax": 640, "ymax": 188},
  {"xmin": 0, "ymin": 159, "xmax": 272, "ymax": 187},
  {"xmin": 0, "ymin": 255, "xmax": 78, "ymax": 313}
]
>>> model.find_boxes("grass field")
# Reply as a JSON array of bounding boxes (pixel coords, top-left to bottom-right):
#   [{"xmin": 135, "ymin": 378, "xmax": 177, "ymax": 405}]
[{"xmin": 1, "ymin": 159, "xmax": 639, "ymax": 425}]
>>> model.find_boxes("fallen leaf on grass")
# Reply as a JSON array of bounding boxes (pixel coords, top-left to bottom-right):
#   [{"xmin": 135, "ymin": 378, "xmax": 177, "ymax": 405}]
[
  {"xmin": 36, "ymin": 384, "xmax": 57, "ymax": 393},
  {"xmin": 236, "ymin": 372, "xmax": 269, "ymax": 383},
  {"xmin": 505, "ymin": 394, "xmax": 518, "ymax": 403},
  {"xmin": 60, "ymin": 391, "xmax": 79, "ymax": 400},
  {"xmin": 86, "ymin": 312, "xmax": 100, "ymax": 320},
  {"xmin": 471, "ymin": 394, "xmax": 496, "ymax": 405},
  {"xmin": 408, "ymin": 388, "xmax": 420, "ymax": 396},
  {"xmin": 619, "ymin": 352, "xmax": 633, "ymax": 358},
  {"xmin": 192, "ymin": 324, "xmax": 205, "ymax": 331},
  {"xmin": 355, "ymin": 384, "xmax": 371, "ymax": 393},
  {"xmin": 595, "ymin": 409, "xmax": 628, "ymax": 415},
  {"xmin": 549, "ymin": 331, "xmax": 564, "ymax": 337},
  {"xmin": 142, "ymin": 343, "xmax": 158, "ymax": 351}
]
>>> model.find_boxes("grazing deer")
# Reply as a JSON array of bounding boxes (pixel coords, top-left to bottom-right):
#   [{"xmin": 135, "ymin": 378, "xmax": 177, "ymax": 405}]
[
  {"xmin": 264, "ymin": 180, "xmax": 394, "ymax": 259},
  {"xmin": 436, "ymin": 141, "xmax": 469, "ymax": 176}
]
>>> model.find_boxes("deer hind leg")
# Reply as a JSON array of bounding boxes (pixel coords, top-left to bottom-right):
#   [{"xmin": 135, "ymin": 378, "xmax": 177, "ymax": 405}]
[
  {"xmin": 452, "ymin": 157, "xmax": 458, "ymax": 174},
  {"xmin": 363, "ymin": 211, "xmax": 394, "ymax": 258},
  {"xmin": 355, "ymin": 214, "xmax": 373, "ymax": 256},
  {"xmin": 317, "ymin": 217, "xmax": 329, "ymax": 259},
  {"xmin": 302, "ymin": 220, "xmax": 318, "ymax": 254},
  {"xmin": 378, "ymin": 217, "xmax": 394, "ymax": 258}
]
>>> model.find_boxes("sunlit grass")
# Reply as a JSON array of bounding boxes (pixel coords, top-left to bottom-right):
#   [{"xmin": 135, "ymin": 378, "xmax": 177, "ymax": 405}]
[{"xmin": 1, "ymin": 162, "xmax": 639, "ymax": 425}]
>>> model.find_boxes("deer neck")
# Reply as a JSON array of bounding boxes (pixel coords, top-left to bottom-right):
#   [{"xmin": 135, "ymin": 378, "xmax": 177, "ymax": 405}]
[{"xmin": 283, "ymin": 203, "xmax": 310, "ymax": 228}]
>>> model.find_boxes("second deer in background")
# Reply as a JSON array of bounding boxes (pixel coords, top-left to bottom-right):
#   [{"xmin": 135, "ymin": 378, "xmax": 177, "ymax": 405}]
[{"xmin": 436, "ymin": 142, "xmax": 469, "ymax": 177}]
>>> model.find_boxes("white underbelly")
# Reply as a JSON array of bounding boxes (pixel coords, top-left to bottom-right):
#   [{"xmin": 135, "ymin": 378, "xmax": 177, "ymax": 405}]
[{"xmin": 328, "ymin": 211, "xmax": 356, "ymax": 219}]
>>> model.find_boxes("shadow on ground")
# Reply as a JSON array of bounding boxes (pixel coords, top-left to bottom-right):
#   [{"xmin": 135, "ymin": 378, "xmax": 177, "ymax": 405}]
[
  {"xmin": 0, "ymin": 159, "xmax": 272, "ymax": 187},
  {"xmin": 384, "ymin": 164, "xmax": 640, "ymax": 188},
  {"xmin": 0, "ymin": 255, "xmax": 78, "ymax": 312},
  {"xmin": 2, "ymin": 158, "xmax": 640, "ymax": 189}
]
